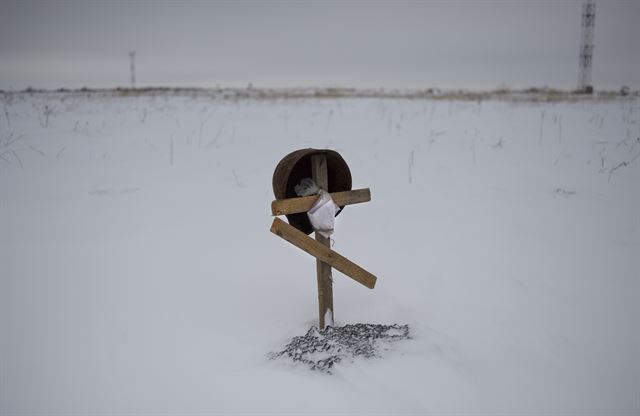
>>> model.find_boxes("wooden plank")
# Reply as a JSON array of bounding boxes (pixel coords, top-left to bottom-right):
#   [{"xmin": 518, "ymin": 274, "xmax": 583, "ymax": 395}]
[
  {"xmin": 311, "ymin": 154, "xmax": 333, "ymax": 329},
  {"xmin": 270, "ymin": 217, "xmax": 377, "ymax": 290},
  {"xmin": 271, "ymin": 188, "xmax": 371, "ymax": 216}
]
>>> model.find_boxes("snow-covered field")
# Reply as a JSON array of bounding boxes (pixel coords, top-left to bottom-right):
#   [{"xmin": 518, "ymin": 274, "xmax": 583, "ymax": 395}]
[{"xmin": 1, "ymin": 91, "xmax": 638, "ymax": 414}]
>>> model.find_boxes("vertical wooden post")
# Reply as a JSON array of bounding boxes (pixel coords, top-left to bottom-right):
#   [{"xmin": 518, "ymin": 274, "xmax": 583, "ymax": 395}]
[{"xmin": 311, "ymin": 154, "xmax": 334, "ymax": 329}]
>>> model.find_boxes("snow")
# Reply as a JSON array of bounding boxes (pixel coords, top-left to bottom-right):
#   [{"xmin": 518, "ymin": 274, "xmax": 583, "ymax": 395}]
[
  {"xmin": 324, "ymin": 307, "xmax": 334, "ymax": 328},
  {"xmin": 1, "ymin": 91, "xmax": 639, "ymax": 414}
]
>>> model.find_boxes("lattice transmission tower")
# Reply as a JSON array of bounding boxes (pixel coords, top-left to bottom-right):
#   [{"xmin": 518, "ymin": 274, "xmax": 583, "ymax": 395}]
[{"xmin": 578, "ymin": 1, "xmax": 595, "ymax": 93}]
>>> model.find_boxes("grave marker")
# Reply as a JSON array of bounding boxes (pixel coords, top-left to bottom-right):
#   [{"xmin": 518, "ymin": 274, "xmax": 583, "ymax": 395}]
[{"xmin": 270, "ymin": 149, "xmax": 378, "ymax": 329}]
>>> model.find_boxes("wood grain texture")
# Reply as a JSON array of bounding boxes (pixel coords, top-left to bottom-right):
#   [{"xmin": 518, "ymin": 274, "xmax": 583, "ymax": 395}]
[
  {"xmin": 271, "ymin": 188, "xmax": 371, "ymax": 216},
  {"xmin": 311, "ymin": 154, "xmax": 333, "ymax": 329},
  {"xmin": 270, "ymin": 217, "xmax": 377, "ymax": 290}
]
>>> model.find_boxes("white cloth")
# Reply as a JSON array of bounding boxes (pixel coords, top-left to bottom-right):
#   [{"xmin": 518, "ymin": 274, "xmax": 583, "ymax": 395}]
[
  {"xmin": 294, "ymin": 178, "xmax": 320, "ymax": 197},
  {"xmin": 307, "ymin": 190, "xmax": 339, "ymax": 238}
]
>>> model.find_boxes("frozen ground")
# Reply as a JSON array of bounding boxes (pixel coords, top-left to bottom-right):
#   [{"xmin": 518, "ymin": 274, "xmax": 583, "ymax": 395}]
[{"xmin": 1, "ymin": 91, "xmax": 639, "ymax": 414}]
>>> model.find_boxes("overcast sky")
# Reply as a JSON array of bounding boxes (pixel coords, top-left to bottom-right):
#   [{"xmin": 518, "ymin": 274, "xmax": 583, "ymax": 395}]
[{"xmin": 0, "ymin": 0, "xmax": 638, "ymax": 90}]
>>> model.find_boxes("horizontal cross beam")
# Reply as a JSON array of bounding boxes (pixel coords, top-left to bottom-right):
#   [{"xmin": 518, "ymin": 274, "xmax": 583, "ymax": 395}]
[
  {"xmin": 271, "ymin": 188, "xmax": 371, "ymax": 216},
  {"xmin": 270, "ymin": 217, "xmax": 377, "ymax": 289}
]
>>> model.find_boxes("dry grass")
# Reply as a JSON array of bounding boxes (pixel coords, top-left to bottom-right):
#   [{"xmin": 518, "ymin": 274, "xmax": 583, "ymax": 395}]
[{"xmin": 1, "ymin": 86, "xmax": 637, "ymax": 103}]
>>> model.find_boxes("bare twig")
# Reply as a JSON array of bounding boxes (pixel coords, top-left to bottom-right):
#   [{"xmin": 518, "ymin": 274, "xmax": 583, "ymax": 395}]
[
  {"xmin": 427, "ymin": 137, "xmax": 436, "ymax": 153},
  {"xmin": 44, "ymin": 105, "xmax": 52, "ymax": 127},
  {"xmin": 2, "ymin": 133, "xmax": 24, "ymax": 148},
  {"xmin": 539, "ymin": 110, "xmax": 545, "ymax": 146},
  {"xmin": 557, "ymin": 116, "xmax": 563, "ymax": 143},
  {"xmin": 554, "ymin": 188, "xmax": 576, "ymax": 198},
  {"xmin": 198, "ymin": 111, "xmax": 216, "ymax": 147},
  {"xmin": 28, "ymin": 145, "xmax": 45, "ymax": 156},
  {"xmin": 10, "ymin": 149, "xmax": 23, "ymax": 170},
  {"xmin": 408, "ymin": 149, "xmax": 415, "ymax": 184},
  {"xmin": 0, "ymin": 150, "xmax": 12, "ymax": 164},
  {"xmin": 56, "ymin": 146, "xmax": 67, "ymax": 161},
  {"xmin": 491, "ymin": 137, "xmax": 504, "ymax": 149},
  {"xmin": 205, "ymin": 126, "xmax": 223, "ymax": 148},
  {"xmin": 597, "ymin": 147, "xmax": 607, "ymax": 173},
  {"xmin": 554, "ymin": 152, "xmax": 562, "ymax": 166},
  {"xmin": 232, "ymin": 169, "xmax": 243, "ymax": 188},
  {"xmin": 608, "ymin": 152, "xmax": 640, "ymax": 182},
  {"xmin": 325, "ymin": 109, "xmax": 333, "ymax": 129}
]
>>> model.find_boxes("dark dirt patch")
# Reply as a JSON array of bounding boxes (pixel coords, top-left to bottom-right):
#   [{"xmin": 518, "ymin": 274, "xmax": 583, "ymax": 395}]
[{"xmin": 271, "ymin": 323, "xmax": 411, "ymax": 373}]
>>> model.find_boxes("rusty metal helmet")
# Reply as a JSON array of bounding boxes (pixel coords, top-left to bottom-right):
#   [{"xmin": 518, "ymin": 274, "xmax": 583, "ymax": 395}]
[{"xmin": 273, "ymin": 148, "xmax": 352, "ymax": 234}]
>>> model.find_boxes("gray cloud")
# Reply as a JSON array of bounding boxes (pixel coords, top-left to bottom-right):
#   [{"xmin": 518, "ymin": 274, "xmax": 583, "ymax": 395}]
[{"xmin": 0, "ymin": 0, "xmax": 638, "ymax": 90}]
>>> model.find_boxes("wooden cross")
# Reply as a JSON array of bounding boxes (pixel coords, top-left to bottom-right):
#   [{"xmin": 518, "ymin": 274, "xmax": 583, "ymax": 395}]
[{"xmin": 270, "ymin": 154, "xmax": 377, "ymax": 329}]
